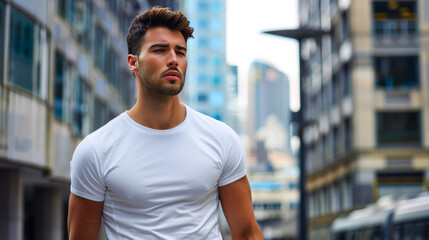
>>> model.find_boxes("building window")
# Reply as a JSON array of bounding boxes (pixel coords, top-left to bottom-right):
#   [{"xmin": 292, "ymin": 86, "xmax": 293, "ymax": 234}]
[
  {"xmin": 341, "ymin": 63, "xmax": 350, "ymax": 96},
  {"xmin": 332, "ymin": 127, "xmax": 338, "ymax": 158},
  {"xmin": 197, "ymin": 19, "xmax": 209, "ymax": 28},
  {"xmin": 343, "ymin": 118, "xmax": 351, "ymax": 152},
  {"xmin": 213, "ymin": 75, "xmax": 221, "ymax": 85},
  {"xmin": 107, "ymin": 50, "xmax": 119, "ymax": 88},
  {"xmin": 340, "ymin": 11, "xmax": 349, "ymax": 42},
  {"xmin": 54, "ymin": 53, "xmax": 68, "ymax": 119},
  {"xmin": 209, "ymin": 90, "xmax": 224, "ymax": 107},
  {"xmin": 197, "ymin": 2, "xmax": 209, "ymax": 11},
  {"xmin": 376, "ymin": 112, "xmax": 420, "ymax": 146},
  {"xmin": 57, "ymin": 0, "xmax": 68, "ymax": 19},
  {"xmin": 9, "ymin": 8, "xmax": 50, "ymax": 99},
  {"xmin": 197, "ymin": 56, "xmax": 207, "ymax": 65},
  {"xmin": 73, "ymin": 0, "xmax": 92, "ymax": 48},
  {"xmin": 322, "ymin": 84, "xmax": 329, "ymax": 113},
  {"xmin": 198, "ymin": 38, "xmax": 209, "ymax": 48},
  {"xmin": 374, "ymin": 56, "xmax": 419, "ymax": 89},
  {"xmin": 331, "ymin": 75, "xmax": 339, "ymax": 105},
  {"xmin": 210, "ymin": 38, "xmax": 222, "ymax": 51},
  {"xmin": 372, "ymin": 0, "xmax": 418, "ymax": 37},
  {"xmin": 94, "ymin": 24, "xmax": 108, "ymax": 72},
  {"xmin": 72, "ymin": 77, "xmax": 90, "ymax": 135},
  {"xmin": 197, "ymin": 75, "xmax": 208, "ymax": 83},
  {"xmin": 197, "ymin": 93, "xmax": 207, "ymax": 102},
  {"xmin": 377, "ymin": 172, "xmax": 424, "ymax": 198}
]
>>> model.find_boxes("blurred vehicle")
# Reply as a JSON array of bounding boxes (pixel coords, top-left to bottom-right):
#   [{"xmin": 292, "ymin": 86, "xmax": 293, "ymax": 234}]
[{"xmin": 331, "ymin": 191, "xmax": 429, "ymax": 240}]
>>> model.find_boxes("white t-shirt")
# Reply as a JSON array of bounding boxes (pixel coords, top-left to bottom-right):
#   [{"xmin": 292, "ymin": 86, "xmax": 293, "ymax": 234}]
[{"xmin": 70, "ymin": 106, "xmax": 246, "ymax": 239}]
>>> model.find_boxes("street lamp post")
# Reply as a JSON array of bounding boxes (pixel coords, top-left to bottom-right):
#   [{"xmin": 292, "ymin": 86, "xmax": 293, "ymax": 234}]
[{"xmin": 264, "ymin": 28, "xmax": 329, "ymax": 240}]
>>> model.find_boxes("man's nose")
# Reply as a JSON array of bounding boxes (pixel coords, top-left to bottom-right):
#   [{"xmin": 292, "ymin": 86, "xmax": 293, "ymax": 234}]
[{"xmin": 167, "ymin": 50, "xmax": 178, "ymax": 67}]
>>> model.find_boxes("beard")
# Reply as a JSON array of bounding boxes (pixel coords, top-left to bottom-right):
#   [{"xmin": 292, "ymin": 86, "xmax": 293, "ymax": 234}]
[{"xmin": 137, "ymin": 60, "xmax": 185, "ymax": 96}]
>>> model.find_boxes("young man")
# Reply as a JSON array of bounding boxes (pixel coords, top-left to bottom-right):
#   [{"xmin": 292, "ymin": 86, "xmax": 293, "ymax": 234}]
[{"xmin": 68, "ymin": 6, "xmax": 263, "ymax": 240}]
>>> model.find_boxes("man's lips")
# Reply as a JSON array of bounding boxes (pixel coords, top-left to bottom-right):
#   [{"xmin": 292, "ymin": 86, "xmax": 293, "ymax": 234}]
[{"xmin": 163, "ymin": 70, "xmax": 181, "ymax": 80}]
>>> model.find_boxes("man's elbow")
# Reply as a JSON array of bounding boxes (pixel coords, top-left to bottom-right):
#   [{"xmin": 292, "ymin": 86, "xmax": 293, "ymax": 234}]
[{"xmin": 231, "ymin": 225, "xmax": 263, "ymax": 240}]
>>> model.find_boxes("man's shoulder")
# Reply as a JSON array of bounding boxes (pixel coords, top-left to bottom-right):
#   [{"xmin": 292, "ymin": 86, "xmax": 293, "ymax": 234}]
[
  {"xmin": 186, "ymin": 106, "xmax": 238, "ymax": 138},
  {"xmin": 187, "ymin": 106, "xmax": 228, "ymax": 128}
]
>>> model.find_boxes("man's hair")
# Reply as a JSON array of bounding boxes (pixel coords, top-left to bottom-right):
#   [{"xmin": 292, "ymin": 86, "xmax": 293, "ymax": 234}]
[{"xmin": 127, "ymin": 6, "xmax": 194, "ymax": 55}]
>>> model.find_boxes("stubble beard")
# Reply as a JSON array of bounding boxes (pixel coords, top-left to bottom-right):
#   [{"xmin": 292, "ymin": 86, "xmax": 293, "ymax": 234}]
[{"xmin": 137, "ymin": 61, "xmax": 185, "ymax": 96}]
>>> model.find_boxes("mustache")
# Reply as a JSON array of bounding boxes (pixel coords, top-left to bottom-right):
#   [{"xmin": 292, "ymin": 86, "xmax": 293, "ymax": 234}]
[{"xmin": 161, "ymin": 67, "xmax": 182, "ymax": 78}]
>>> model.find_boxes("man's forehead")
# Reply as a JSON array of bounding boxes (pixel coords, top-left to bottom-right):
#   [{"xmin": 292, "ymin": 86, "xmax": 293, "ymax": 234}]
[{"xmin": 142, "ymin": 27, "xmax": 186, "ymax": 47}]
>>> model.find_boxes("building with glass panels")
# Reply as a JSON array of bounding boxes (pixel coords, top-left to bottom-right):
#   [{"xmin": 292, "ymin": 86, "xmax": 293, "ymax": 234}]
[
  {"xmin": 295, "ymin": 0, "xmax": 429, "ymax": 239},
  {"xmin": 248, "ymin": 61, "xmax": 291, "ymax": 154},
  {"xmin": 0, "ymin": 0, "xmax": 157, "ymax": 239},
  {"xmin": 181, "ymin": 0, "xmax": 231, "ymax": 124}
]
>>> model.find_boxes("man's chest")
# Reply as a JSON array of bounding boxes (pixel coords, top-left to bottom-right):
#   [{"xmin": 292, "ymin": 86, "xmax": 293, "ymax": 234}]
[{"xmin": 103, "ymin": 141, "xmax": 223, "ymax": 208}]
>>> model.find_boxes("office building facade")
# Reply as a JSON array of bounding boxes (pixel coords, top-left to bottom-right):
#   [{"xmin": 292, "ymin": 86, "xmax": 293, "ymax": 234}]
[
  {"xmin": 298, "ymin": 0, "xmax": 429, "ymax": 239},
  {"xmin": 0, "ymin": 0, "xmax": 155, "ymax": 239},
  {"xmin": 182, "ymin": 0, "xmax": 230, "ymax": 123}
]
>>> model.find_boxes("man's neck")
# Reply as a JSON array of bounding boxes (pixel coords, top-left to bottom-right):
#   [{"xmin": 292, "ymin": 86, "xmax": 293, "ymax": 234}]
[{"xmin": 128, "ymin": 92, "xmax": 186, "ymax": 130}]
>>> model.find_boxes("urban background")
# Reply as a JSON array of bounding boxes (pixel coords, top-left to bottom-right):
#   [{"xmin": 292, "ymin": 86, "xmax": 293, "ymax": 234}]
[{"xmin": 0, "ymin": 0, "xmax": 427, "ymax": 240}]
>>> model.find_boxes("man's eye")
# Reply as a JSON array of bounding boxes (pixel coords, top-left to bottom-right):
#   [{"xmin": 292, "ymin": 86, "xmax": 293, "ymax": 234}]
[
  {"xmin": 153, "ymin": 49, "xmax": 165, "ymax": 53},
  {"xmin": 176, "ymin": 51, "xmax": 185, "ymax": 56}
]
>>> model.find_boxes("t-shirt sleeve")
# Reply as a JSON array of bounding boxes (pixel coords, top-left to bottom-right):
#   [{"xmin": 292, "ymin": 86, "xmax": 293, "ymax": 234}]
[
  {"xmin": 70, "ymin": 136, "xmax": 106, "ymax": 202},
  {"xmin": 218, "ymin": 126, "xmax": 247, "ymax": 186}
]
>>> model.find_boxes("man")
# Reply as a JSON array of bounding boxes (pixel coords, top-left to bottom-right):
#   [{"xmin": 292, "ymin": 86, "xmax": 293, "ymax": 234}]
[{"xmin": 68, "ymin": 6, "xmax": 263, "ymax": 240}]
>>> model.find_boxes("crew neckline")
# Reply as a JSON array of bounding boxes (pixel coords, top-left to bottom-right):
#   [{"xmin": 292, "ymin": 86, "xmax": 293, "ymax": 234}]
[{"xmin": 121, "ymin": 105, "xmax": 190, "ymax": 135}]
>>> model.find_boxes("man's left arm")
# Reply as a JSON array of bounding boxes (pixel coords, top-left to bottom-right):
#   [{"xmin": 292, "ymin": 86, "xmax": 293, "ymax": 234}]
[{"xmin": 219, "ymin": 175, "xmax": 263, "ymax": 240}]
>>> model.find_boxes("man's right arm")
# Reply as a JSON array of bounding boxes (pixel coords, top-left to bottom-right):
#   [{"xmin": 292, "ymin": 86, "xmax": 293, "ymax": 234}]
[{"xmin": 68, "ymin": 193, "xmax": 104, "ymax": 240}]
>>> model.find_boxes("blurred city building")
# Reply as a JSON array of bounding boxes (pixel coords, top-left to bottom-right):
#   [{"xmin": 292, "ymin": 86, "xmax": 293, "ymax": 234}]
[
  {"xmin": 247, "ymin": 61, "xmax": 298, "ymax": 239},
  {"xmin": 0, "ymin": 0, "xmax": 178, "ymax": 239},
  {"xmin": 286, "ymin": 0, "xmax": 429, "ymax": 239},
  {"xmin": 181, "ymin": 0, "xmax": 236, "ymax": 126},
  {"xmin": 248, "ymin": 61, "xmax": 292, "ymax": 154}
]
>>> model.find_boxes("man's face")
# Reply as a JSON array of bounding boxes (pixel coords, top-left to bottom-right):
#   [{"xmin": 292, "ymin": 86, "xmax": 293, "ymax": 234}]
[{"xmin": 136, "ymin": 27, "xmax": 187, "ymax": 96}]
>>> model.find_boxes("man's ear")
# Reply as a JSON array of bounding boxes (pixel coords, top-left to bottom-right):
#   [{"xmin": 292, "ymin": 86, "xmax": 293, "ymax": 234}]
[{"xmin": 127, "ymin": 54, "xmax": 138, "ymax": 73}]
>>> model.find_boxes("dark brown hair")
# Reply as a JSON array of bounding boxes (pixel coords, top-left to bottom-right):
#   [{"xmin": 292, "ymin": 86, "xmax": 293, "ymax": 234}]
[{"xmin": 127, "ymin": 6, "xmax": 194, "ymax": 55}]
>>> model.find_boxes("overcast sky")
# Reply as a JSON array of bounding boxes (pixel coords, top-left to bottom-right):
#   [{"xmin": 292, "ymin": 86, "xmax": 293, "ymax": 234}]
[{"xmin": 226, "ymin": 0, "xmax": 300, "ymax": 112}]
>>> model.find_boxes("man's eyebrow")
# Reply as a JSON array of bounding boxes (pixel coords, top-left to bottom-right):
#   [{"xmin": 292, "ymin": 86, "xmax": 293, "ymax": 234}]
[
  {"xmin": 149, "ymin": 43, "xmax": 169, "ymax": 48},
  {"xmin": 175, "ymin": 45, "xmax": 187, "ymax": 51},
  {"xmin": 149, "ymin": 43, "xmax": 187, "ymax": 51}
]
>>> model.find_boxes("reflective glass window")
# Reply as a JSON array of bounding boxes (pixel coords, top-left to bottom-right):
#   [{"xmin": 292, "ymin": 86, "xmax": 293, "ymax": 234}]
[
  {"xmin": 10, "ymin": 8, "xmax": 34, "ymax": 92},
  {"xmin": 54, "ymin": 53, "xmax": 66, "ymax": 119},
  {"xmin": 9, "ymin": 8, "xmax": 50, "ymax": 99},
  {"xmin": 198, "ymin": 38, "xmax": 209, "ymax": 47},
  {"xmin": 197, "ymin": 2, "xmax": 209, "ymax": 11},
  {"xmin": 197, "ymin": 75, "xmax": 208, "ymax": 83},
  {"xmin": 213, "ymin": 75, "xmax": 221, "ymax": 85},
  {"xmin": 197, "ymin": 93, "xmax": 207, "ymax": 102},
  {"xmin": 197, "ymin": 19, "xmax": 209, "ymax": 29},
  {"xmin": 197, "ymin": 56, "xmax": 207, "ymax": 65},
  {"xmin": 94, "ymin": 24, "xmax": 108, "ymax": 72},
  {"xmin": 210, "ymin": 38, "xmax": 222, "ymax": 51},
  {"xmin": 73, "ymin": 77, "xmax": 90, "ymax": 135},
  {"xmin": 374, "ymin": 56, "xmax": 419, "ymax": 89},
  {"xmin": 373, "ymin": 1, "xmax": 418, "ymax": 36},
  {"xmin": 377, "ymin": 111, "xmax": 420, "ymax": 146},
  {"xmin": 212, "ymin": 2, "xmax": 222, "ymax": 12},
  {"xmin": 209, "ymin": 90, "xmax": 224, "ymax": 107},
  {"xmin": 73, "ymin": 0, "xmax": 91, "ymax": 48}
]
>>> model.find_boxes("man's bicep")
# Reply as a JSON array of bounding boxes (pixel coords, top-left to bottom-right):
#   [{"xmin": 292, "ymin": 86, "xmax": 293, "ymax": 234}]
[
  {"xmin": 219, "ymin": 176, "xmax": 263, "ymax": 239},
  {"xmin": 68, "ymin": 192, "xmax": 104, "ymax": 240}
]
